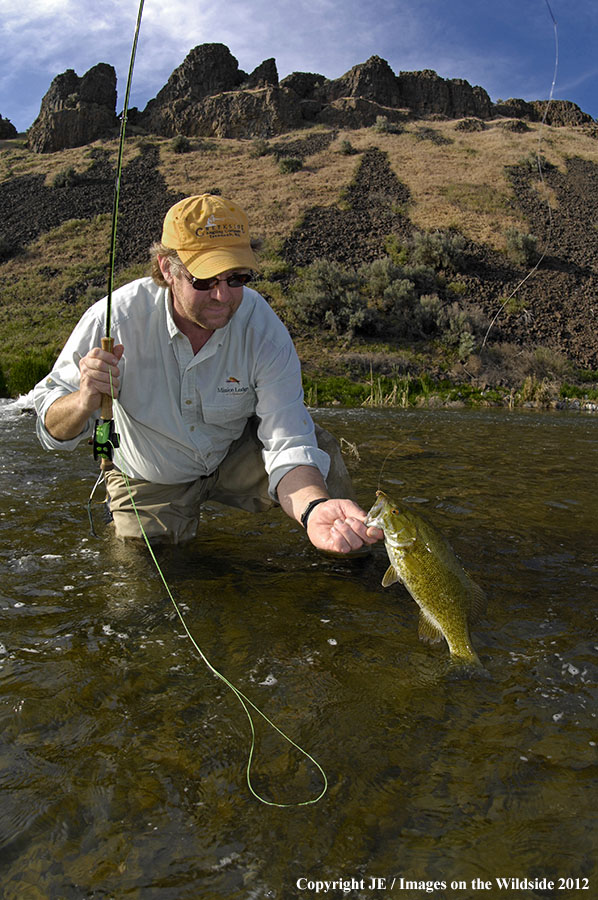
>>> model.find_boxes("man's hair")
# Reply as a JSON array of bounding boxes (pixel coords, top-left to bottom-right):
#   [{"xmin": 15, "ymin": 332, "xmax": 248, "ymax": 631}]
[{"xmin": 149, "ymin": 241, "xmax": 185, "ymax": 287}]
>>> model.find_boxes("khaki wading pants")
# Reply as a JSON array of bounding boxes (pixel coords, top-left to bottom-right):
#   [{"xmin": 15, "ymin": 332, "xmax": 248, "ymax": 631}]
[{"xmin": 104, "ymin": 420, "xmax": 356, "ymax": 543}]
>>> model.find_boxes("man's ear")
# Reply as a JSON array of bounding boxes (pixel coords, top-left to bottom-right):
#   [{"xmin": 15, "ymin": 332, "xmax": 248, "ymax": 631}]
[{"xmin": 157, "ymin": 255, "xmax": 173, "ymax": 284}]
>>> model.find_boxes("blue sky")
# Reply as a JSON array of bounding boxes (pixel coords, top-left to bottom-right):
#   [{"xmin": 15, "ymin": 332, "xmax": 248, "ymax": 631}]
[{"xmin": 1, "ymin": 0, "xmax": 596, "ymax": 134}]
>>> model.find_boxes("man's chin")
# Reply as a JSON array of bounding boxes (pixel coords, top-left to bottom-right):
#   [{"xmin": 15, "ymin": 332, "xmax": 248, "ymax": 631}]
[{"xmin": 196, "ymin": 312, "xmax": 233, "ymax": 330}]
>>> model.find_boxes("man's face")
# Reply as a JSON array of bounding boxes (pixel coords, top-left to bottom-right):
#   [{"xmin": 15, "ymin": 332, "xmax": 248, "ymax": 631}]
[{"xmin": 166, "ymin": 262, "xmax": 248, "ymax": 332}]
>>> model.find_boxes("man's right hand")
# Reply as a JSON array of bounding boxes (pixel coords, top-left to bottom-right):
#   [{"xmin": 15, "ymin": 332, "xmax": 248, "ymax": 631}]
[
  {"xmin": 78, "ymin": 344, "xmax": 124, "ymax": 412},
  {"xmin": 44, "ymin": 343, "xmax": 124, "ymax": 441}
]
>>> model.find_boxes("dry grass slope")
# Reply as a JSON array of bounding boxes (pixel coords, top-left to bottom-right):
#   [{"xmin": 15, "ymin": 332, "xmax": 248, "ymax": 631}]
[{"xmin": 1, "ymin": 117, "xmax": 598, "ymax": 399}]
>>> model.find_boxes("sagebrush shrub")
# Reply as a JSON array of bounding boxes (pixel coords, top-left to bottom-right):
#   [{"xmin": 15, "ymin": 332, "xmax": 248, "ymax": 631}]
[
  {"xmin": 505, "ymin": 227, "xmax": 539, "ymax": 266},
  {"xmin": 250, "ymin": 139, "xmax": 270, "ymax": 158},
  {"xmin": 171, "ymin": 134, "xmax": 191, "ymax": 154},
  {"xmin": 409, "ymin": 230, "xmax": 466, "ymax": 273},
  {"xmin": 278, "ymin": 157, "xmax": 303, "ymax": 174},
  {"xmin": 287, "ymin": 260, "xmax": 366, "ymax": 337},
  {"xmin": 52, "ymin": 167, "xmax": 79, "ymax": 188},
  {"xmin": 285, "ymin": 244, "xmax": 486, "ymax": 347},
  {"xmin": 339, "ymin": 139, "xmax": 356, "ymax": 155}
]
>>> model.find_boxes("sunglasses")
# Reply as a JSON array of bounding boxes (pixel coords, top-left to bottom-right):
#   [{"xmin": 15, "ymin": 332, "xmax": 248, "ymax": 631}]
[{"xmin": 183, "ymin": 271, "xmax": 253, "ymax": 291}]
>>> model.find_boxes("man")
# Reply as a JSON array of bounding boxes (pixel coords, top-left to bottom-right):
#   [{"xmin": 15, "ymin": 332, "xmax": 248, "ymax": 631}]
[{"xmin": 34, "ymin": 194, "xmax": 381, "ymax": 554}]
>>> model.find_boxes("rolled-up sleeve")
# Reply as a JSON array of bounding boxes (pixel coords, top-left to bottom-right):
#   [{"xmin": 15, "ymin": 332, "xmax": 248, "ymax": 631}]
[
  {"xmin": 254, "ymin": 340, "xmax": 330, "ymax": 498},
  {"xmin": 33, "ymin": 307, "xmax": 103, "ymax": 450}
]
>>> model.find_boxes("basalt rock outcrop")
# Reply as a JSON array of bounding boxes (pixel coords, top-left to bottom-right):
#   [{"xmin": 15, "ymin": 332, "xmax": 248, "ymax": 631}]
[
  {"xmin": 133, "ymin": 48, "xmax": 497, "ymax": 139},
  {"xmin": 28, "ymin": 63, "xmax": 118, "ymax": 153},
  {"xmin": 396, "ymin": 69, "xmax": 493, "ymax": 119},
  {"xmin": 135, "ymin": 46, "xmax": 594, "ymax": 137},
  {"xmin": 27, "ymin": 43, "xmax": 595, "ymax": 151},
  {"xmin": 493, "ymin": 98, "xmax": 593, "ymax": 127},
  {"xmin": 139, "ymin": 43, "xmax": 291, "ymax": 138},
  {"xmin": 0, "ymin": 116, "xmax": 18, "ymax": 139}
]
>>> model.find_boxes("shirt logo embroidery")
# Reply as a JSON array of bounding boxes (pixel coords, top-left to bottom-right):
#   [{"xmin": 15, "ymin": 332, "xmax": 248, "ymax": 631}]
[{"xmin": 217, "ymin": 376, "xmax": 249, "ymax": 395}]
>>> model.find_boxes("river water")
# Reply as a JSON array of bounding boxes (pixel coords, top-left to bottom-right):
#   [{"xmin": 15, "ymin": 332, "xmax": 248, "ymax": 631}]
[{"xmin": 0, "ymin": 398, "xmax": 596, "ymax": 900}]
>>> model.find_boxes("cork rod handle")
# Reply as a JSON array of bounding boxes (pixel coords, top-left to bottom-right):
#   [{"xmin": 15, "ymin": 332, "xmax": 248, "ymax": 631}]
[{"xmin": 100, "ymin": 336, "xmax": 114, "ymax": 422}]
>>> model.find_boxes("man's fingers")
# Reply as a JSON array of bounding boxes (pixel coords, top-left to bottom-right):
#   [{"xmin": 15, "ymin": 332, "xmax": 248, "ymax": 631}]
[
  {"xmin": 341, "ymin": 515, "xmax": 383, "ymax": 545},
  {"xmin": 330, "ymin": 518, "xmax": 364, "ymax": 552},
  {"xmin": 79, "ymin": 350, "xmax": 121, "ymax": 400}
]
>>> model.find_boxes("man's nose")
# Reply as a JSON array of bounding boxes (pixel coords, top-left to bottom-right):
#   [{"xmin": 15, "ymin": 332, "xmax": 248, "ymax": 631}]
[{"xmin": 210, "ymin": 279, "xmax": 233, "ymax": 302}]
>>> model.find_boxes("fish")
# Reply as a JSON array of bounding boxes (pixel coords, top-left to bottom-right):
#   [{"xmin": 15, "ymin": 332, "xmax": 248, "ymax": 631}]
[{"xmin": 366, "ymin": 490, "xmax": 486, "ymax": 670}]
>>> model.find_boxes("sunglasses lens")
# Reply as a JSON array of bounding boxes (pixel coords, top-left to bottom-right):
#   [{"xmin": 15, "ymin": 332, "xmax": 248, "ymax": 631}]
[
  {"xmin": 227, "ymin": 273, "xmax": 252, "ymax": 287},
  {"xmin": 190, "ymin": 277, "xmax": 212, "ymax": 290},
  {"xmin": 189, "ymin": 272, "xmax": 252, "ymax": 290}
]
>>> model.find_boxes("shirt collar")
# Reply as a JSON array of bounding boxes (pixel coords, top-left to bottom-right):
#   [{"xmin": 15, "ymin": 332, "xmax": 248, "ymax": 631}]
[{"xmin": 164, "ymin": 289, "xmax": 180, "ymax": 342}]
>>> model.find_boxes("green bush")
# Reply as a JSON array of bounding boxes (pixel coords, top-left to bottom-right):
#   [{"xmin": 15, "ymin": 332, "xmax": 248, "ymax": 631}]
[
  {"xmin": 560, "ymin": 382, "xmax": 598, "ymax": 401},
  {"xmin": 383, "ymin": 234, "xmax": 409, "ymax": 265},
  {"xmin": 575, "ymin": 369, "xmax": 598, "ymax": 383},
  {"xmin": 360, "ymin": 259, "xmax": 440, "ymax": 340},
  {"xmin": 278, "ymin": 156, "xmax": 303, "ymax": 174},
  {"xmin": 505, "ymin": 227, "xmax": 539, "ymax": 266},
  {"xmin": 249, "ymin": 138, "xmax": 271, "ymax": 158},
  {"xmin": 402, "ymin": 264, "xmax": 438, "ymax": 295},
  {"xmin": 434, "ymin": 301, "xmax": 488, "ymax": 359},
  {"xmin": 171, "ymin": 134, "xmax": 192, "ymax": 154},
  {"xmin": 338, "ymin": 139, "xmax": 357, "ymax": 155},
  {"xmin": 447, "ymin": 280, "xmax": 468, "ymax": 297},
  {"xmin": 418, "ymin": 293, "xmax": 444, "ymax": 334},
  {"xmin": 52, "ymin": 166, "xmax": 80, "ymax": 188},
  {"xmin": 5, "ymin": 350, "xmax": 57, "ymax": 397},
  {"xmin": 285, "ymin": 246, "xmax": 486, "ymax": 347},
  {"xmin": 515, "ymin": 152, "xmax": 553, "ymax": 174},
  {"xmin": 372, "ymin": 116, "xmax": 402, "ymax": 135},
  {"xmin": 360, "ymin": 257, "xmax": 404, "ymax": 302},
  {"xmin": 287, "ymin": 260, "xmax": 371, "ymax": 338},
  {"xmin": 409, "ymin": 230, "xmax": 466, "ymax": 273}
]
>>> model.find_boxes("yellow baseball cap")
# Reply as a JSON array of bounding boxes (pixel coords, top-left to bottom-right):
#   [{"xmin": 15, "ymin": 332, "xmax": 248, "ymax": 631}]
[{"xmin": 161, "ymin": 194, "xmax": 258, "ymax": 277}]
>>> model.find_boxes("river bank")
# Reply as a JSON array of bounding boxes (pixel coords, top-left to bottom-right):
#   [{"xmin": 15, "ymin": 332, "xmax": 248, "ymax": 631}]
[
  {"xmin": 300, "ymin": 371, "xmax": 598, "ymax": 413},
  {"xmin": 7, "ymin": 372, "xmax": 598, "ymax": 418}
]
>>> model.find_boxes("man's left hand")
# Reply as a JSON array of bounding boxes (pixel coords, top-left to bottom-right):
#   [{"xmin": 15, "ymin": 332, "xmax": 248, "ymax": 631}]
[{"xmin": 305, "ymin": 498, "xmax": 383, "ymax": 554}]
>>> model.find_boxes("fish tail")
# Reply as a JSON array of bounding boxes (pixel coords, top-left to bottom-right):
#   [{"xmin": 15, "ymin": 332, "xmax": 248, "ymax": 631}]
[{"xmin": 446, "ymin": 651, "xmax": 491, "ymax": 681}]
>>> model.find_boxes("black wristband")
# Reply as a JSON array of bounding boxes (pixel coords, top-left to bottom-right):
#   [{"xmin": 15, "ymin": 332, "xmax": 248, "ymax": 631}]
[{"xmin": 300, "ymin": 497, "xmax": 329, "ymax": 529}]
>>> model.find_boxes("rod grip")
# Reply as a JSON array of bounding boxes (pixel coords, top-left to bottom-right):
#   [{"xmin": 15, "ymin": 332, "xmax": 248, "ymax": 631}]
[{"xmin": 100, "ymin": 336, "xmax": 114, "ymax": 421}]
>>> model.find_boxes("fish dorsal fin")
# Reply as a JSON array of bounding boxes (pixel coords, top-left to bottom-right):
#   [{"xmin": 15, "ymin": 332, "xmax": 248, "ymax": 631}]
[
  {"xmin": 381, "ymin": 565, "xmax": 401, "ymax": 588},
  {"xmin": 469, "ymin": 581, "xmax": 487, "ymax": 624},
  {"xmin": 418, "ymin": 610, "xmax": 445, "ymax": 645}
]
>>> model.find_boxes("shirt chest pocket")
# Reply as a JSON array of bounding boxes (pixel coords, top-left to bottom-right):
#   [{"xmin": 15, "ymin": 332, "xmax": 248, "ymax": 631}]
[{"xmin": 202, "ymin": 390, "xmax": 256, "ymax": 428}]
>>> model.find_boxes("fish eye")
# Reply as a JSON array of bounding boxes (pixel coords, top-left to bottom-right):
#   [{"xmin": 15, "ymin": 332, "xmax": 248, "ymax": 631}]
[{"xmin": 392, "ymin": 508, "xmax": 399, "ymax": 514}]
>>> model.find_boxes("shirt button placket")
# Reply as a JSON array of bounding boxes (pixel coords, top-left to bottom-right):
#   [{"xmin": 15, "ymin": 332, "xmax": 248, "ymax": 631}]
[{"xmin": 181, "ymin": 368, "xmax": 195, "ymax": 425}]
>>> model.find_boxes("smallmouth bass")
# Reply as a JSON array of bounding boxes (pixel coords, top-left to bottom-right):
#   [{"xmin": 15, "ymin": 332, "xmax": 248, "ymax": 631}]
[{"xmin": 366, "ymin": 490, "xmax": 486, "ymax": 669}]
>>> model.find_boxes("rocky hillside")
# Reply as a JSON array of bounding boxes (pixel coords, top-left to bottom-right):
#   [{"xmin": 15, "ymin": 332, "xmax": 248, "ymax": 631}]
[
  {"xmin": 1, "ymin": 43, "xmax": 597, "ymax": 395},
  {"xmin": 2, "ymin": 121, "xmax": 598, "ymax": 377},
  {"xmin": 281, "ymin": 145, "xmax": 598, "ymax": 370}
]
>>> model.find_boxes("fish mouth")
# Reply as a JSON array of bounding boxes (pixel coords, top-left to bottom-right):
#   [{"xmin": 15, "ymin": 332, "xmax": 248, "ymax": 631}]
[{"xmin": 365, "ymin": 491, "xmax": 387, "ymax": 528}]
